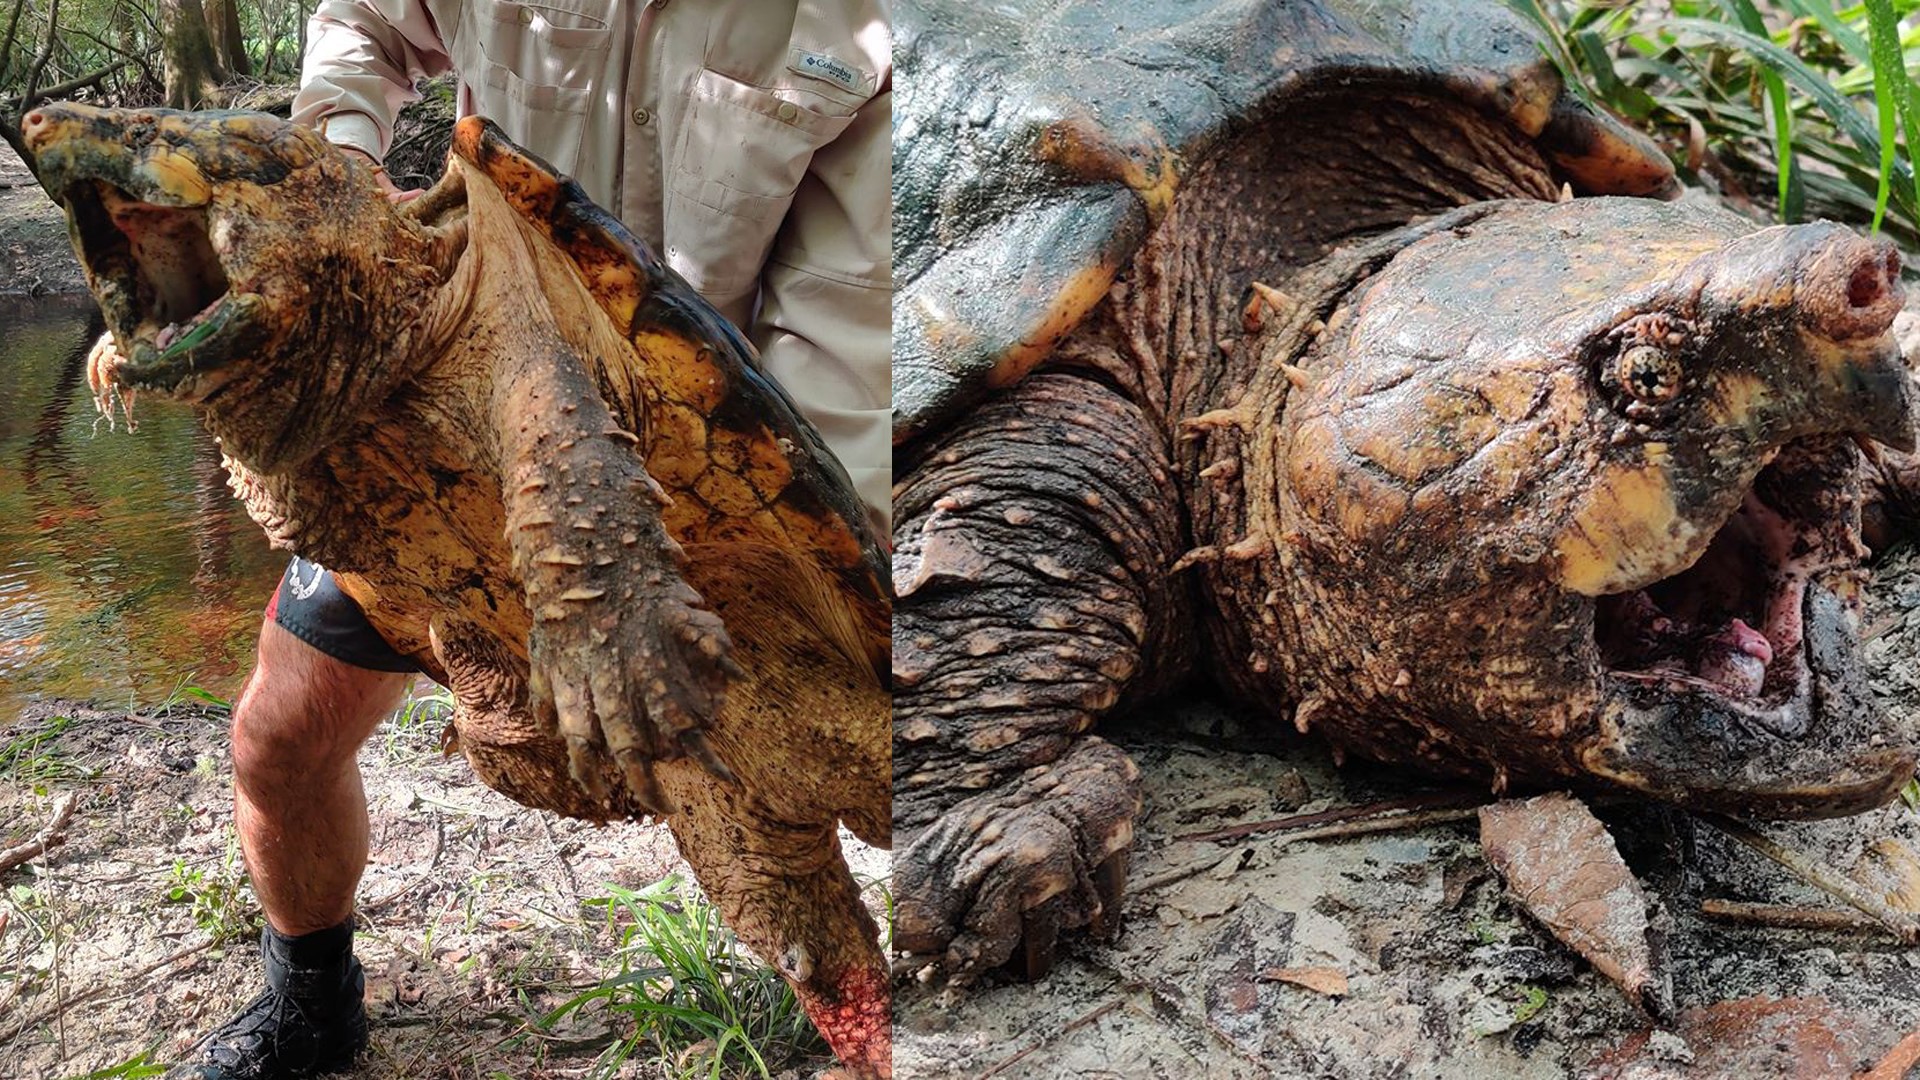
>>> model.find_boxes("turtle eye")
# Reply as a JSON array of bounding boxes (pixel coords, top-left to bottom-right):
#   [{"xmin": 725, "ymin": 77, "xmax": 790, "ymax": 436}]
[{"xmin": 1617, "ymin": 344, "xmax": 1682, "ymax": 404}]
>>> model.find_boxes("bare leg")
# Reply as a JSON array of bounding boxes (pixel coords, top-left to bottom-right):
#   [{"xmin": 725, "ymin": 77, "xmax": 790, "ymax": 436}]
[{"xmin": 230, "ymin": 621, "xmax": 409, "ymax": 935}]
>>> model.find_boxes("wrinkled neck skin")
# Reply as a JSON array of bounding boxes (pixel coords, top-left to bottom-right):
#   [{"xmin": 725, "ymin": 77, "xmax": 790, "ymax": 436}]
[
  {"xmin": 1174, "ymin": 207, "xmax": 1587, "ymax": 786},
  {"xmin": 1055, "ymin": 91, "xmax": 1565, "ymax": 780},
  {"xmin": 215, "ymin": 181, "xmax": 485, "ymax": 561},
  {"xmin": 201, "ymin": 203, "xmax": 473, "ymax": 480}
]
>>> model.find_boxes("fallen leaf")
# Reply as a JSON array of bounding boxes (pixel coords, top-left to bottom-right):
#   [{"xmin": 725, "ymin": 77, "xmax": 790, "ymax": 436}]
[
  {"xmin": 1859, "ymin": 839, "xmax": 1920, "ymax": 913},
  {"xmin": 1589, "ymin": 997, "xmax": 1904, "ymax": 1080},
  {"xmin": 1858, "ymin": 1028, "xmax": 1920, "ymax": 1080},
  {"xmin": 1478, "ymin": 792, "xmax": 1669, "ymax": 1015},
  {"xmin": 1258, "ymin": 965, "xmax": 1348, "ymax": 997}
]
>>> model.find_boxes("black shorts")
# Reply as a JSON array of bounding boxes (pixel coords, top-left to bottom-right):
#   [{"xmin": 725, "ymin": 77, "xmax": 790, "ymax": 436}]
[{"xmin": 266, "ymin": 557, "xmax": 418, "ymax": 673}]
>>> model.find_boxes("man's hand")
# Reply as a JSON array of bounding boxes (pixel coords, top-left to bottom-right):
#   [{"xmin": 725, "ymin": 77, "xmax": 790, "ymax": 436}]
[{"xmin": 338, "ymin": 145, "xmax": 423, "ymax": 204}]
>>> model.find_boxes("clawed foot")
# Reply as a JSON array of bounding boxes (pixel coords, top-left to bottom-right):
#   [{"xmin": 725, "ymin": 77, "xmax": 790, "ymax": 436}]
[
  {"xmin": 894, "ymin": 738, "xmax": 1140, "ymax": 985},
  {"xmin": 84, "ymin": 330, "xmax": 138, "ymax": 430},
  {"xmin": 528, "ymin": 577, "xmax": 741, "ymax": 813},
  {"xmin": 513, "ymin": 438, "xmax": 742, "ymax": 814}
]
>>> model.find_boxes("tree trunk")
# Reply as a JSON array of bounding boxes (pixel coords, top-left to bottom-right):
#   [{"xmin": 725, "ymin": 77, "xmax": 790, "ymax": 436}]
[
  {"xmin": 206, "ymin": 0, "xmax": 250, "ymax": 78},
  {"xmin": 158, "ymin": 0, "xmax": 227, "ymax": 109}
]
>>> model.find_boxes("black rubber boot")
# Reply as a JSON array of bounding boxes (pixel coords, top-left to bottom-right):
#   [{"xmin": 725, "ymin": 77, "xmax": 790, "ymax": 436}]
[{"xmin": 171, "ymin": 919, "xmax": 368, "ymax": 1079}]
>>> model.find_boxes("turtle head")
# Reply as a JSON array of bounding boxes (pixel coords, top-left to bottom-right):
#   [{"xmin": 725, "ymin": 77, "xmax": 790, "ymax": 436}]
[
  {"xmin": 1272, "ymin": 197, "xmax": 1917, "ymax": 817},
  {"xmin": 24, "ymin": 101, "xmax": 457, "ymax": 469}
]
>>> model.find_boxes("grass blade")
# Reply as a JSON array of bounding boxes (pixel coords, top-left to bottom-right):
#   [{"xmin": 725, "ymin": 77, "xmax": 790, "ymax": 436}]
[
  {"xmin": 1781, "ymin": 0, "xmax": 1871, "ymax": 63},
  {"xmin": 1711, "ymin": 0, "xmax": 1799, "ymax": 219},
  {"xmin": 1670, "ymin": 18, "xmax": 1911, "ymax": 191},
  {"xmin": 1864, "ymin": 0, "xmax": 1903, "ymax": 231}
]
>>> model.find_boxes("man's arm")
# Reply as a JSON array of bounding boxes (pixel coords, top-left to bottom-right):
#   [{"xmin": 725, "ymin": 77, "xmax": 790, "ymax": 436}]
[
  {"xmin": 749, "ymin": 89, "xmax": 893, "ymax": 533},
  {"xmin": 291, "ymin": 0, "xmax": 452, "ymax": 164}
]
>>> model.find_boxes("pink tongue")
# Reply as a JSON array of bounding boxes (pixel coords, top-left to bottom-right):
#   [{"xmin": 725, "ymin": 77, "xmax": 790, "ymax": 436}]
[{"xmin": 1723, "ymin": 618, "xmax": 1773, "ymax": 663}]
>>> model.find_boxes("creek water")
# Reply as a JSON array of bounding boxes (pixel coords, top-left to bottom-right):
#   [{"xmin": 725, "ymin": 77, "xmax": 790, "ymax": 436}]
[{"xmin": 0, "ymin": 295, "xmax": 284, "ymax": 718}]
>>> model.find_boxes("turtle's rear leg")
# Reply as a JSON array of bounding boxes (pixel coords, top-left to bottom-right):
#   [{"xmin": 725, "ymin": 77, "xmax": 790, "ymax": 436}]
[{"xmin": 894, "ymin": 373, "xmax": 1190, "ymax": 982}]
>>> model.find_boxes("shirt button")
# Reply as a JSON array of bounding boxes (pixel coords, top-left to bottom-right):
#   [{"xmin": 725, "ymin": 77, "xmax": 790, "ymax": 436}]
[
  {"xmin": 775, "ymin": 101, "xmax": 798, "ymax": 123},
  {"xmin": 517, "ymin": 6, "xmax": 533, "ymax": 22},
  {"xmin": 632, "ymin": 107, "xmax": 652, "ymax": 126}
]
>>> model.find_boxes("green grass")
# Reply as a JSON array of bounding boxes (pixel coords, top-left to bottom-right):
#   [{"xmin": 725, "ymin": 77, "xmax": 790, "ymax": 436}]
[
  {"xmin": 543, "ymin": 876, "xmax": 828, "ymax": 1080},
  {"xmin": 156, "ymin": 676, "xmax": 233, "ymax": 717},
  {"xmin": 65, "ymin": 1049, "xmax": 168, "ymax": 1080},
  {"xmin": 1513, "ymin": 0, "xmax": 1920, "ymax": 242},
  {"xmin": 382, "ymin": 682, "xmax": 455, "ymax": 763},
  {"xmin": 0, "ymin": 715, "xmax": 92, "ymax": 786}
]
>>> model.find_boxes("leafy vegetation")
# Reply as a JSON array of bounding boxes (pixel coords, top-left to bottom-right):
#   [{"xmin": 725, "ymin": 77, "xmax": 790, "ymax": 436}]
[
  {"xmin": 0, "ymin": 715, "xmax": 92, "ymax": 786},
  {"xmin": 160, "ymin": 832, "xmax": 258, "ymax": 945},
  {"xmin": 0, "ymin": 0, "xmax": 306, "ymax": 168},
  {"xmin": 546, "ymin": 877, "xmax": 829, "ymax": 1080},
  {"xmin": 1513, "ymin": 0, "xmax": 1920, "ymax": 242}
]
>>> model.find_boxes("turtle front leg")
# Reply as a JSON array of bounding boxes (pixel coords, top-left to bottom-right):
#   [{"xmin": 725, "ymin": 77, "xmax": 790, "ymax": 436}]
[
  {"xmin": 493, "ymin": 343, "xmax": 739, "ymax": 813},
  {"xmin": 894, "ymin": 373, "xmax": 1191, "ymax": 983},
  {"xmin": 1863, "ymin": 441, "xmax": 1920, "ymax": 552}
]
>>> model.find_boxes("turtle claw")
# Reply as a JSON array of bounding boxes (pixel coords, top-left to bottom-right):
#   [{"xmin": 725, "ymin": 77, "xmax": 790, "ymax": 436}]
[
  {"xmin": 615, "ymin": 749, "xmax": 673, "ymax": 816},
  {"xmin": 681, "ymin": 729, "xmax": 737, "ymax": 785},
  {"xmin": 1089, "ymin": 848, "xmax": 1130, "ymax": 939},
  {"xmin": 1020, "ymin": 897, "xmax": 1062, "ymax": 980},
  {"xmin": 564, "ymin": 733, "xmax": 609, "ymax": 805},
  {"xmin": 531, "ymin": 584, "xmax": 740, "ymax": 813}
]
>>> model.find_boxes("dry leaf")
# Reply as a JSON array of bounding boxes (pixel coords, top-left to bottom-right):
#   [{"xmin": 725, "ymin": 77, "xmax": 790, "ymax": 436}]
[
  {"xmin": 1258, "ymin": 965, "xmax": 1348, "ymax": 997},
  {"xmin": 1589, "ymin": 997, "xmax": 1903, "ymax": 1080},
  {"xmin": 1859, "ymin": 839, "xmax": 1920, "ymax": 913},
  {"xmin": 1858, "ymin": 1028, "xmax": 1920, "ymax": 1080},
  {"xmin": 1478, "ymin": 792, "xmax": 1669, "ymax": 1015}
]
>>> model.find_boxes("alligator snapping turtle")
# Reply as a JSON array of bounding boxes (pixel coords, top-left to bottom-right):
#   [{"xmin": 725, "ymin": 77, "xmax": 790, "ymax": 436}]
[
  {"xmin": 891, "ymin": 0, "xmax": 1920, "ymax": 982},
  {"xmin": 22, "ymin": 104, "xmax": 892, "ymax": 1074}
]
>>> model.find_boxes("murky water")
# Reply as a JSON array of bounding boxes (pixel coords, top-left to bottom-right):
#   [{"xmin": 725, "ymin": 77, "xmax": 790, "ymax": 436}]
[{"xmin": 0, "ymin": 295, "xmax": 284, "ymax": 716}]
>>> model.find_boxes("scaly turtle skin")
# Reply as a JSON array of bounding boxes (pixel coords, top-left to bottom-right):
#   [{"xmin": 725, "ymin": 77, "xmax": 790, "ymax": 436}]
[
  {"xmin": 892, "ymin": 0, "xmax": 1920, "ymax": 984},
  {"xmin": 24, "ymin": 104, "xmax": 892, "ymax": 1076}
]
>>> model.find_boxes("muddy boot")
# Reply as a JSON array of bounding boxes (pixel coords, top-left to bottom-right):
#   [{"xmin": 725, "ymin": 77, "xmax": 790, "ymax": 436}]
[{"xmin": 171, "ymin": 919, "xmax": 368, "ymax": 1079}]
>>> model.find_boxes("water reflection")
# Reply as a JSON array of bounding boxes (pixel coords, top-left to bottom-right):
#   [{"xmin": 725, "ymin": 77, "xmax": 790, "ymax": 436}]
[{"xmin": 0, "ymin": 296, "xmax": 284, "ymax": 715}]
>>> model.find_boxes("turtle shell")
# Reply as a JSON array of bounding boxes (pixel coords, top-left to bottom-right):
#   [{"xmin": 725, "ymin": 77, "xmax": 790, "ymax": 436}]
[
  {"xmin": 449, "ymin": 118, "xmax": 889, "ymax": 639},
  {"xmin": 892, "ymin": 0, "xmax": 1680, "ymax": 446}
]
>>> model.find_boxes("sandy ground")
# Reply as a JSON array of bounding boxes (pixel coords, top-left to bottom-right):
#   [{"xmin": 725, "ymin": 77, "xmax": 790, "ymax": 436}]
[
  {"xmin": 0, "ymin": 690, "xmax": 888, "ymax": 1079},
  {"xmin": 0, "ymin": 141, "xmax": 84, "ymax": 297},
  {"xmin": 892, "ymin": 546, "xmax": 1920, "ymax": 1080}
]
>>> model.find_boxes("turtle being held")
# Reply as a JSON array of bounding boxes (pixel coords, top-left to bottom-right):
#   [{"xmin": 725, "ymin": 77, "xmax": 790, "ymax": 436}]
[
  {"xmin": 24, "ymin": 104, "xmax": 892, "ymax": 1076},
  {"xmin": 891, "ymin": 0, "xmax": 1920, "ymax": 983}
]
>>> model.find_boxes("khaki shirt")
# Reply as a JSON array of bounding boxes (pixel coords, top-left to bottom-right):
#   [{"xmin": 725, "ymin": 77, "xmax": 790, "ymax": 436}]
[{"xmin": 292, "ymin": 0, "xmax": 892, "ymax": 524}]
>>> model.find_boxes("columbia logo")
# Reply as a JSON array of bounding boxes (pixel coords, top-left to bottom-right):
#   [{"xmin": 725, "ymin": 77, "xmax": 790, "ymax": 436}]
[{"xmin": 792, "ymin": 49, "xmax": 863, "ymax": 93}]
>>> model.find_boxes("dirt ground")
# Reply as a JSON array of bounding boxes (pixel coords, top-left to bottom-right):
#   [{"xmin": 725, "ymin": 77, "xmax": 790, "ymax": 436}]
[
  {"xmin": 0, "ymin": 140, "xmax": 84, "ymax": 298},
  {"xmin": 892, "ymin": 545, "xmax": 1920, "ymax": 1080},
  {"xmin": 0, "ymin": 690, "xmax": 888, "ymax": 1079}
]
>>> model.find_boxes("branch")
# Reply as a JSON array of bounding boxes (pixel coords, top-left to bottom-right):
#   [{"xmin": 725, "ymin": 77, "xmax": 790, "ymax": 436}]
[
  {"xmin": 55, "ymin": 22, "xmax": 157, "ymax": 86},
  {"xmin": 10, "ymin": 57, "xmax": 132, "ymax": 110},
  {"xmin": 22, "ymin": 0, "xmax": 61, "ymax": 107},
  {"xmin": 0, "ymin": 0, "xmax": 29, "ymax": 85},
  {"xmin": 1702, "ymin": 814, "xmax": 1920, "ymax": 945},
  {"xmin": 0, "ymin": 792, "xmax": 78, "ymax": 874}
]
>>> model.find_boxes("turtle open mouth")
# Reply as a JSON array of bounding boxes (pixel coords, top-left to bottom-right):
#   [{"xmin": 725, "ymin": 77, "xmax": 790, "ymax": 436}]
[
  {"xmin": 1593, "ymin": 434, "xmax": 1865, "ymax": 733},
  {"xmin": 63, "ymin": 178, "xmax": 252, "ymax": 393}
]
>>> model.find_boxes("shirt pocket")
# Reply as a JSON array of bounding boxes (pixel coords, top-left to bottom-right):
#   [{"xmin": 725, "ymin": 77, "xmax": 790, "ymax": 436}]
[
  {"xmin": 473, "ymin": 62, "xmax": 591, "ymax": 175},
  {"xmin": 469, "ymin": 0, "xmax": 611, "ymax": 68},
  {"xmin": 665, "ymin": 68, "xmax": 858, "ymax": 301}
]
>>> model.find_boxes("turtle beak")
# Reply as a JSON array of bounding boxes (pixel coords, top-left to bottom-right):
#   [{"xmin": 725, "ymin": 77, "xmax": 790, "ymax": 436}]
[{"xmin": 1705, "ymin": 223, "xmax": 1917, "ymax": 451}]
